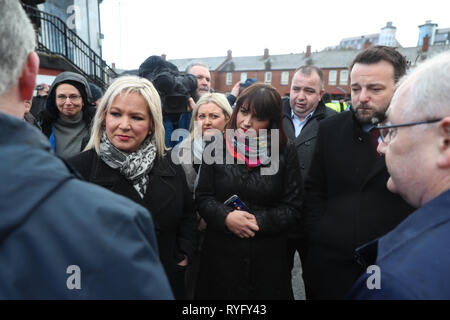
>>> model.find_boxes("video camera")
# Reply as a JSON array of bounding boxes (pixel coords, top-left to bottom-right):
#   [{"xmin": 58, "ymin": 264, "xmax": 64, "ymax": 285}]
[{"xmin": 138, "ymin": 56, "xmax": 197, "ymax": 114}]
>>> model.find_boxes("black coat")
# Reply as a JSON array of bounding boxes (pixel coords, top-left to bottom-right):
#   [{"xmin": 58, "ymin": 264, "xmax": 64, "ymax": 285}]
[
  {"xmin": 68, "ymin": 149, "xmax": 197, "ymax": 291},
  {"xmin": 302, "ymin": 111, "xmax": 414, "ymax": 299},
  {"xmin": 195, "ymin": 136, "xmax": 303, "ymax": 300}
]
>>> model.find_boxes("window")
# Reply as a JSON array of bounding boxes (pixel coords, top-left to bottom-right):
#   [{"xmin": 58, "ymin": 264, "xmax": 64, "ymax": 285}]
[
  {"xmin": 339, "ymin": 70, "xmax": 348, "ymax": 86},
  {"xmin": 240, "ymin": 72, "xmax": 247, "ymax": 83},
  {"xmin": 328, "ymin": 70, "xmax": 337, "ymax": 86},
  {"xmin": 281, "ymin": 71, "xmax": 289, "ymax": 85},
  {"xmin": 265, "ymin": 72, "xmax": 272, "ymax": 84},
  {"xmin": 226, "ymin": 72, "xmax": 232, "ymax": 85}
]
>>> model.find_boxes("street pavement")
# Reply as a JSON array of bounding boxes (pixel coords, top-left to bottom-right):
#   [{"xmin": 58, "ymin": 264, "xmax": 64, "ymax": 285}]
[{"xmin": 292, "ymin": 252, "xmax": 306, "ymax": 300}]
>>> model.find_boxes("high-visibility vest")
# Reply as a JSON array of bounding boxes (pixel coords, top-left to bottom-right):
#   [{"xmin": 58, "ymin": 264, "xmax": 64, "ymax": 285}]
[
  {"xmin": 325, "ymin": 102, "xmax": 340, "ymax": 112},
  {"xmin": 325, "ymin": 102, "xmax": 347, "ymax": 113}
]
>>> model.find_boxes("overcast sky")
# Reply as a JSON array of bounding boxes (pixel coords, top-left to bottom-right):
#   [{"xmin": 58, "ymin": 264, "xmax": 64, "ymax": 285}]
[{"xmin": 99, "ymin": 0, "xmax": 450, "ymax": 70}]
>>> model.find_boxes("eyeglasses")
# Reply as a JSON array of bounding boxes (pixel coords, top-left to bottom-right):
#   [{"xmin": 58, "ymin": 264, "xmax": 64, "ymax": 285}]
[
  {"xmin": 376, "ymin": 118, "xmax": 442, "ymax": 144},
  {"xmin": 56, "ymin": 94, "xmax": 82, "ymax": 102}
]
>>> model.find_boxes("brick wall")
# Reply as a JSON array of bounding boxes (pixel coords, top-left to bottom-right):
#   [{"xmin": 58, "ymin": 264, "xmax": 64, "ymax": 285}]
[{"xmin": 213, "ymin": 68, "xmax": 350, "ymax": 98}]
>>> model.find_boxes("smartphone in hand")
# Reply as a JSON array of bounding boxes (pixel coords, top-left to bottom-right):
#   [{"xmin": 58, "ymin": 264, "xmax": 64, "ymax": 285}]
[{"xmin": 224, "ymin": 195, "xmax": 250, "ymax": 212}]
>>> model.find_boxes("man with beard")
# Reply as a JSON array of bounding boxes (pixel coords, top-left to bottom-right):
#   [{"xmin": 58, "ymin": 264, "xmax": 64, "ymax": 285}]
[
  {"xmin": 301, "ymin": 46, "xmax": 414, "ymax": 300},
  {"xmin": 348, "ymin": 51, "xmax": 450, "ymax": 300}
]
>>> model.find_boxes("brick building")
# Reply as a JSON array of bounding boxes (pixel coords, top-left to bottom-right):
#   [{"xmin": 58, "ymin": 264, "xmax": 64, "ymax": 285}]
[
  {"xmin": 170, "ymin": 46, "xmax": 356, "ymax": 100},
  {"xmin": 169, "ymin": 42, "xmax": 450, "ymax": 100}
]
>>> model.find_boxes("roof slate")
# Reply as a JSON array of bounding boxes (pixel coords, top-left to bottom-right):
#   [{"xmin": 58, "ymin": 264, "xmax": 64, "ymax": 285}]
[{"xmin": 122, "ymin": 45, "xmax": 450, "ymax": 76}]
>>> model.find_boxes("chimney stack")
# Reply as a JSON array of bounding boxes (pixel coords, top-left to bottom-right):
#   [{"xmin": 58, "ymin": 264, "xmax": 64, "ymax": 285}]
[
  {"xmin": 264, "ymin": 48, "xmax": 269, "ymax": 59},
  {"xmin": 112, "ymin": 62, "xmax": 116, "ymax": 69},
  {"xmin": 305, "ymin": 45, "xmax": 311, "ymax": 58},
  {"xmin": 161, "ymin": 54, "xmax": 167, "ymax": 61},
  {"xmin": 227, "ymin": 49, "xmax": 232, "ymax": 60},
  {"xmin": 422, "ymin": 34, "xmax": 430, "ymax": 52}
]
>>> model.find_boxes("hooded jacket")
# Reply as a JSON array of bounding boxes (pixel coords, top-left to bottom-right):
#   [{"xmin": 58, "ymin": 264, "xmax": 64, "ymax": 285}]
[
  {"xmin": 0, "ymin": 113, "xmax": 173, "ymax": 299},
  {"xmin": 40, "ymin": 72, "xmax": 96, "ymax": 156}
]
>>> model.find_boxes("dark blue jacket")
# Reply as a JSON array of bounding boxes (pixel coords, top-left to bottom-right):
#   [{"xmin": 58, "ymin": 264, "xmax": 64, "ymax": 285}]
[
  {"xmin": 0, "ymin": 113, "xmax": 173, "ymax": 299},
  {"xmin": 348, "ymin": 190, "xmax": 450, "ymax": 299}
]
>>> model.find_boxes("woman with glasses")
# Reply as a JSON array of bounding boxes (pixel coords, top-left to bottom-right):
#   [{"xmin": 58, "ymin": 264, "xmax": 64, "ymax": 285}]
[
  {"xmin": 194, "ymin": 84, "xmax": 303, "ymax": 300},
  {"xmin": 40, "ymin": 71, "xmax": 96, "ymax": 158},
  {"xmin": 68, "ymin": 76, "xmax": 197, "ymax": 299}
]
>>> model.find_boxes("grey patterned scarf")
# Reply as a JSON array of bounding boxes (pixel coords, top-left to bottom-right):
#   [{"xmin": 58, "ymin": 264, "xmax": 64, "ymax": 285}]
[{"xmin": 99, "ymin": 131, "xmax": 157, "ymax": 198}]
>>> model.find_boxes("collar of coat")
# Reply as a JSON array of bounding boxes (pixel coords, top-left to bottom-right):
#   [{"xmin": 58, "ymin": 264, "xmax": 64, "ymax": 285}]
[
  {"xmin": 89, "ymin": 149, "xmax": 176, "ymax": 186},
  {"xmin": 282, "ymin": 98, "xmax": 329, "ymax": 122}
]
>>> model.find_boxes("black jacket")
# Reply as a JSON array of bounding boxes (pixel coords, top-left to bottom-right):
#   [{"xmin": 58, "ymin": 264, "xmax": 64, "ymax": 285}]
[
  {"xmin": 195, "ymin": 136, "xmax": 303, "ymax": 299},
  {"xmin": 301, "ymin": 110, "xmax": 414, "ymax": 299},
  {"xmin": 68, "ymin": 149, "xmax": 197, "ymax": 282}
]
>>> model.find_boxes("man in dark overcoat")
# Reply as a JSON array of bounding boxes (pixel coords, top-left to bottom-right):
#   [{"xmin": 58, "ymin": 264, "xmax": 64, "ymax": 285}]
[{"xmin": 301, "ymin": 46, "xmax": 414, "ymax": 299}]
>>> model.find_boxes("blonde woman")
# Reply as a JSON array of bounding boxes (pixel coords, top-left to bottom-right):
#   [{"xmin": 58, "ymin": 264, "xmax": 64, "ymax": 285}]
[
  {"xmin": 171, "ymin": 93, "xmax": 232, "ymax": 299},
  {"xmin": 68, "ymin": 76, "xmax": 197, "ymax": 299},
  {"xmin": 172, "ymin": 93, "xmax": 233, "ymax": 192}
]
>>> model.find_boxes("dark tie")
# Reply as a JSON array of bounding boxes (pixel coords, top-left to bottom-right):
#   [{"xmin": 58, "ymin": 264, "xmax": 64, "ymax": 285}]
[{"xmin": 370, "ymin": 128, "xmax": 380, "ymax": 157}]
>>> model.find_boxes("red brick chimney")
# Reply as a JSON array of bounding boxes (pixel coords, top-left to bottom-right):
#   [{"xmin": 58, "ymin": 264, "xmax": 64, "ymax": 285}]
[
  {"xmin": 161, "ymin": 54, "xmax": 167, "ymax": 61},
  {"xmin": 422, "ymin": 35, "xmax": 430, "ymax": 53},
  {"xmin": 227, "ymin": 49, "xmax": 232, "ymax": 60},
  {"xmin": 112, "ymin": 62, "xmax": 116, "ymax": 69},
  {"xmin": 305, "ymin": 45, "xmax": 311, "ymax": 58},
  {"xmin": 264, "ymin": 48, "xmax": 269, "ymax": 59},
  {"xmin": 363, "ymin": 40, "xmax": 372, "ymax": 50}
]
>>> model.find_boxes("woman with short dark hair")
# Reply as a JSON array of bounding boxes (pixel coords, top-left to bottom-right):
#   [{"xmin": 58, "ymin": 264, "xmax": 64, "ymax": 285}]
[{"xmin": 195, "ymin": 83, "xmax": 303, "ymax": 299}]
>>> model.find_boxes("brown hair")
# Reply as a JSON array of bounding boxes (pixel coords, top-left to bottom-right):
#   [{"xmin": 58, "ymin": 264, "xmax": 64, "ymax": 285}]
[
  {"xmin": 350, "ymin": 46, "xmax": 407, "ymax": 83},
  {"xmin": 227, "ymin": 83, "xmax": 287, "ymax": 151}
]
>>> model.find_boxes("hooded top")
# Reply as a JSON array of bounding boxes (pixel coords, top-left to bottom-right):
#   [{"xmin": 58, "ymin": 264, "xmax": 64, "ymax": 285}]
[
  {"xmin": 43, "ymin": 71, "xmax": 93, "ymax": 121},
  {"xmin": 39, "ymin": 71, "xmax": 97, "ymax": 157},
  {"xmin": 0, "ymin": 112, "xmax": 173, "ymax": 299}
]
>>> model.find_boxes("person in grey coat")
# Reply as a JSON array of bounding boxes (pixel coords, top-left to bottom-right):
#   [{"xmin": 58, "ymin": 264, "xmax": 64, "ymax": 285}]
[{"xmin": 282, "ymin": 66, "xmax": 337, "ymax": 281}]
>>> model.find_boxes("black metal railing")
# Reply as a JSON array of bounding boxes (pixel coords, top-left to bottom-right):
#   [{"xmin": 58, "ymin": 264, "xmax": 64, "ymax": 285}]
[{"xmin": 23, "ymin": 4, "xmax": 116, "ymax": 89}]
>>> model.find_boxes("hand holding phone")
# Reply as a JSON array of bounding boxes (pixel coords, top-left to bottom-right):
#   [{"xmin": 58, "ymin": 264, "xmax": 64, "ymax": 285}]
[
  {"xmin": 224, "ymin": 194, "xmax": 250, "ymax": 212},
  {"xmin": 224, "ymin": 195, "xmax": 258, "ymax": 238}
]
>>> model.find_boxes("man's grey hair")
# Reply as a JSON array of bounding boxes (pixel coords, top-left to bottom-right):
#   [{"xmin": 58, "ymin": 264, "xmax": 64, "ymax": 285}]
[
  {"xmin": 185, "ymin": 62, "xmax": 209, "ymax": 74},
  {"xmin": 0, "ymin": 0, "xmax": 36, "ymax": 96},
  {"xmin": 396, "ymin": 51, "xmax": 450, "ymax": 120},
  {"xmin": 292, "ymin": 65, "xmax": 324, "ymax": 91}
]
